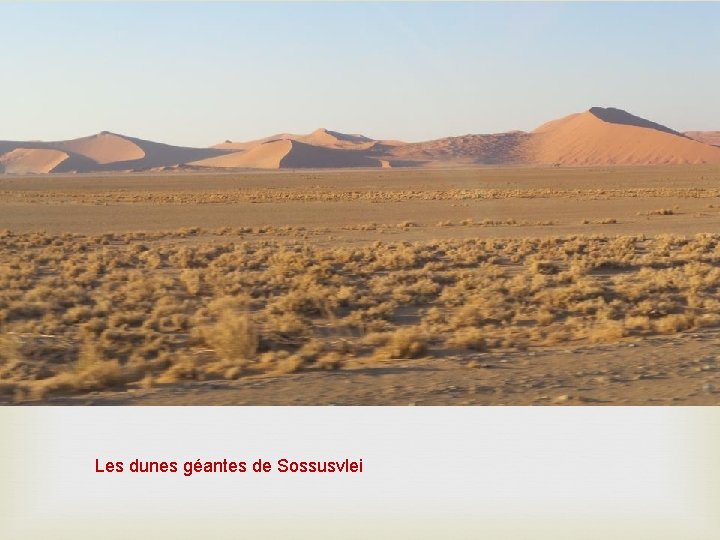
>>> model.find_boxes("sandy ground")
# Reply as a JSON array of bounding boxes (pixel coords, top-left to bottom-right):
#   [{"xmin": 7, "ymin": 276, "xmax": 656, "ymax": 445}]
[
  {"xmin": 2, "ymin": 165, "xmax": 720, "ymax": 239},
  {"xmin": 2, "ymin": 166, "xmax": 720, "ymax": 405},
  {"xmin": 30, "ymin": 329, "xmax": 720, "ymax": 406}
]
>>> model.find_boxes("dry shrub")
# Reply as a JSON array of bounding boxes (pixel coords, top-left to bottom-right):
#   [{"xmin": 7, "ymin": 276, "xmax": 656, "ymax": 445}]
[
  {"xmin": 275, "ymin": 355, "xmax": 306, "ymax": 374},
  {"xmin": 653, "ymin": 314, "xmax": 694, "ymax": 334},
  {"xmin": 156, "ymin": 354, "xmax": 204, "ymax": 383},
  {"xmin": 202, "ymin": 310, "xmax": 258, "ymax": 365},
  {"xmin": 446, "ymin": 328, "xmax": 486, "ymax": 351},
  {"xmin": 530, "ymin": 261, "xmax": 561, "ymax": 275},
  {"xmin": 315, "ymin": 352, "xmax": 344, "ymax": 370},
  {"xmin": 180, "ymin": 269, "xmax": 203, "ymax": 295},
  {"xmin": 587, "ymin": 321, "xmax": 626, "ymax": 343},
  {"xmin": 381, "ymin": 328, "xmax": 428, "ymax": 359},
  {"xmin": 29, "ymin": 358, "xmax": 134, "ymax": 401}
]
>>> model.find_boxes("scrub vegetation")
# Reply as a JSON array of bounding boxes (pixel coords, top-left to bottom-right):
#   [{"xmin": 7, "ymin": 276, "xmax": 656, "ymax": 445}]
[{"xmin": 3, "ymin": 228, "xmax": 720, "ymax": 402}]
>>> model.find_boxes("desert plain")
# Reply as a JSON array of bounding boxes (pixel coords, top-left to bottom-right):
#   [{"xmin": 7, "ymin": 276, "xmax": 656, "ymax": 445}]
[
  {"xmin": 2, "ymin": 165, "xmax": 720, "ymax": 405},
  {"xmin": 2, "ymin": 107, "xmax": 720, "ymax": 405}
]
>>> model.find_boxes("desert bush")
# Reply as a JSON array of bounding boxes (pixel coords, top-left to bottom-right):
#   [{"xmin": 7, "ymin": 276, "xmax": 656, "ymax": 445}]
[
  {"xmin": 202, "ymin": 309, "xmax": 258, "ymax": 363},
  {"xmin": 381, "ymin": 328, "xmax": 428, "ymax": 359},
  {"xmin": 446, "ymin": 328, "xmax": 486, "ymax": 351}
]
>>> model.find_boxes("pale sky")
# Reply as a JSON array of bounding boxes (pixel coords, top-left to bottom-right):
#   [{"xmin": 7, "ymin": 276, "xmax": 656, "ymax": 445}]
[{"xmin": 1, "ymin": 2, "xmax": 719, "ymax": 147}]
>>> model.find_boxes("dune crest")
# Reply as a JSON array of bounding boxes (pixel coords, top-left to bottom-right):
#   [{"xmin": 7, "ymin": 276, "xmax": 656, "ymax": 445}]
[
  {"xmin": 299, "ymin": 128, "xmax": 374, "ymax": 149},
  {"xmin": 215, "ymin": 128, "xmax": 376, "ymax": 152}
]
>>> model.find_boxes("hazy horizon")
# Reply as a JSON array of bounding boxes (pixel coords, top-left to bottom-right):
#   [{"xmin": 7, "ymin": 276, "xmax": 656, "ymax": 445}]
[{"xmin": 2, "ymin": 2, "xmax": 719, "ymax": 147}]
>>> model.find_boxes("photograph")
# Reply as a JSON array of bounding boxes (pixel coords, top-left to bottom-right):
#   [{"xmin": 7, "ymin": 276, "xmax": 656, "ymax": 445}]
[
  {"xmin": 1, "ymin": 1, "xmax": 719, "ymax": 407},
  {"xmin": 3, "ymin": 2, "xmax": 720, "ymax": 539}
]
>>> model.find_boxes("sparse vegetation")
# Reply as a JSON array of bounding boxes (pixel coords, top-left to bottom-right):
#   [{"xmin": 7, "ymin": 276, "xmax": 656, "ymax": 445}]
[
  {"xmin": 3, "ymin": 227, "xmax": 720, "ymax": 402},
  {"xmin": 640, "ymin": 208, "xmax": 676, "ymax": 216}
]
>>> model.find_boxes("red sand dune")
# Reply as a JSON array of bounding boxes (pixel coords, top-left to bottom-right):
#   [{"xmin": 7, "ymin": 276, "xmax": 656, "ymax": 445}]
[
  {"xmin": 384, "ymin": 131, "xmax": 531, "ymax": 166},
  {"xmin": 3, "ymin": 107, "xmax": 720, "ymax": 173},
  {"xmin": 194, "ymin": 139, "xmax": 382, "ymax": 169},
  {"xmin": 529, "ymin": 108, "xmax": 720, "ymax": 165}
]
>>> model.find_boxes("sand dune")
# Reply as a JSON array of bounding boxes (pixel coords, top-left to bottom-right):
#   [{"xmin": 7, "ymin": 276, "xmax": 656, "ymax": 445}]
[
  {"xmin": 194, "ymin": 139, "xmax": 382, "ymax": 169},
  {"xmin": 214, "ymin": 128, "xmax": 376, "ymax": 152},
  {"xmin": 337, "ymin": 108, "xmax": 720, "ymax": 167},
  {"xmin": 3, "ymin": 107, "xmax": 720, "ymax": 173},
  {"xmin": 299, "ymin": 128, "xmax": 374, "ymax": 149},
  {"xmin": 0, "ymin": 148, "xmax": 69, "ymax": 174},
  {"xmin": 196, "ymin": 140, "xmax": 293, "ymax": 168},
  {"xmin": 685, "ymin": 131, "xmax": 720, "ymax": 147},
  {"xmin": 281, "ymin": 139, "xmax": 381, "ymax": 167},
  {"xmin": 54, "ymin": 132, "xmax": 145, "ymax": 164},
  {"xmin": 529, "ymin": 108, "xmax": 720, "ymax": 165},
  {"xmin": 0, "ymin": 133, "xmax": 228, "ymax": 173},
  {"xmin": 385, "ymin": 131, "xmax": 530, "ymax": 166},
  {"xmin": 98, "ymin": 135, "xmax": 227, "ymax": 171}
]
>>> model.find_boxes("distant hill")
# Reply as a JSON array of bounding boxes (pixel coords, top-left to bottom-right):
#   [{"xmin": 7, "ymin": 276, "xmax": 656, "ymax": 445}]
[
  {"xmin": 3, "ymin": 108, "xmax": 720, "ymax": 173},
  {"xmin": 685, "ymin": 131, "xmax": 720, "ymax": 147},
  {"xmin": 0, "ymin": 132, "xmax": 226, "ymax": 173}
]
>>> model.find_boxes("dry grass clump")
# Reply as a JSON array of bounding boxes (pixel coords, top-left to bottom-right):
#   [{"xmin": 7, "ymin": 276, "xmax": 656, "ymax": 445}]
[
  {"xmin": 378, "ymin": 328, "xmax": 428, "ymax": 359},
  {"xmin": 582, "ymin": 218, "xmax": 617, "ymax": 225},
  {"xmin": 530, "ymin": 261, "xmax": 561, "ymax": 275},
  {"xmin": 446, "ymin": 328, "xmax": 486, "ymax": 351},
  {"xmin": 4, "ymin": 229, "xmax": 720, "ymax": 402},
  {"xmin": 201, "ymin": 311, "xmax": 258, "ymax": 364},
  {"xmin": 640, "ymin": 208, "xmax": 676, "ymax": 216}
]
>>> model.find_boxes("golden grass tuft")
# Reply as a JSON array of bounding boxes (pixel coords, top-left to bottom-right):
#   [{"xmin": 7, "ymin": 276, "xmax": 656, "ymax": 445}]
[
  {"xmin": 202, "ymin": 310, "xmax": 259, "ymax": 365},
  {"xmin": 381, "ymin": 328, "xmax": 428, "ymax": 359}
]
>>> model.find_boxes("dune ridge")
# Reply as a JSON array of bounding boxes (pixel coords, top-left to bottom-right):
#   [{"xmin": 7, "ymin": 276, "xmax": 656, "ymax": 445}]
[
  {"xmin": 3, "ymin": 107, "xmax": 719, "ymax": 173},
  {"xmin": 215, "ymin": 128, "xmax": 377, "ymax": 152},
  {"xmin": 384, "ymin": 131, "xmax": 532, "ymax": 166}
]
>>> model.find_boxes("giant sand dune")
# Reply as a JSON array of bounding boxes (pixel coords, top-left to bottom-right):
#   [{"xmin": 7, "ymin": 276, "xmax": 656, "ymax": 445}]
[
  {"xmin": 0, "ymin": 132, "xmax": 226, "ymax": 173},
  {"xmin": 2, "ymin": 107, "xmax": 719, "ymax": 173},
  {"xmin": 528, "ymin": 108, "xmax": 720, "ymax": 165},
  {"xmin": 194, "ymin": 139, "xmax": 383, "ymax": 169}
]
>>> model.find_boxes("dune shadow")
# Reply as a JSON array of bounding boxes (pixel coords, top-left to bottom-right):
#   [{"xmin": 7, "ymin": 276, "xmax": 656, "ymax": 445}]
[{"xmin": 589, "ymin": 107, "xmax": 683, "ymax": 137}]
